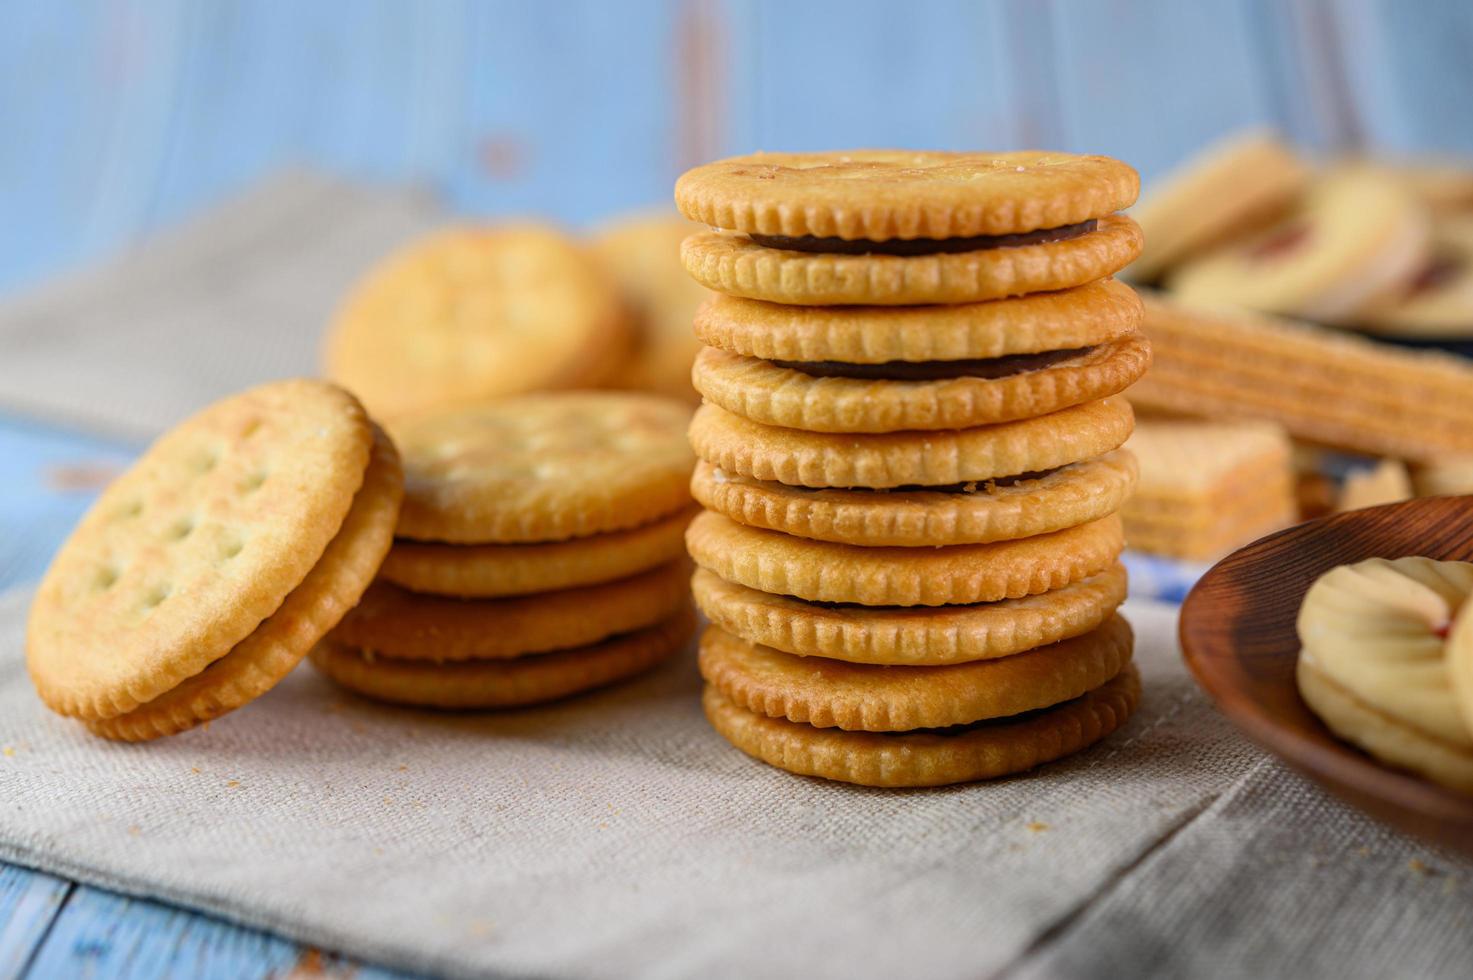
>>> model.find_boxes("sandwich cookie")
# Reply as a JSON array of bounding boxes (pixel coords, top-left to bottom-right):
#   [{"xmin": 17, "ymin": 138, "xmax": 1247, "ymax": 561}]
[
  {"xmin": 699, "ymin": 615, "xmax": 1132, "ymax": 730},
  {"xmin": 691, "ymin": 564, "xmax": 1128, "ymax": 665},
  {"xmin": 677, "ymin": 150, "xmax": 1140, "ymax": 305}
]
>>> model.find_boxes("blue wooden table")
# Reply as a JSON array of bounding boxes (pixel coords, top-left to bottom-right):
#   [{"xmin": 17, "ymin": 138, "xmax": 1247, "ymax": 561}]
[{"xmin": 2, "ymin": 1, "xmax": 1469, "ymax": 975}]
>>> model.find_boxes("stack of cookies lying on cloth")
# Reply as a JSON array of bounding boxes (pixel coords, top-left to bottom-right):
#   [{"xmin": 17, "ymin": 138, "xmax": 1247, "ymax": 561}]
[
  {"xmin": 312, "ymin": 393, "xmax": 698, "ymax": 709},
  {"xmin": 26, "ymin": 383, "xmax": 698, "ymax": 738},
  {"xmin": 674, "ymin": 151, "xmax": 1152, "ymax": 786}
]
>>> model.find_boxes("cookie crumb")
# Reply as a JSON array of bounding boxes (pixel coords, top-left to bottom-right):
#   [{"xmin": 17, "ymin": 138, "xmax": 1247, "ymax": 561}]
[
  {"xmin": 1026, "ymin": 821, "xmax": 1050, "ymax": 833},
  {"xmin": 225, "ymin": 779, "xmax": 241, "ymax": 789},
  {"xmin": 1, "ymin": 746, "xmax": 14, "ymax": 758},
  {"xmin": 1409, "ymin": 858, "xmax": 1435, "ymax": 876}
]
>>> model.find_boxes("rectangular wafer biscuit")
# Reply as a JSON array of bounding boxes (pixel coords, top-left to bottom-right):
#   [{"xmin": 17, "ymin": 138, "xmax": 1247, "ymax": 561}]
[
  {"xmin": 1133, "ymin": 292, "xmax": 1473, "ymax": 460},
  {"xmin": 1123, "ymin": 418, "xmax": 1295, "ymax": 560}
]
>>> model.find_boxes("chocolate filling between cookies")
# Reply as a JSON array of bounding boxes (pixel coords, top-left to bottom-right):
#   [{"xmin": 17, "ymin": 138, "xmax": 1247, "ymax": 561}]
[
  {"xmin": 772, "ymin": 346, "xmax": 1093, "ymax": 381},
  {"xmin": 748, "ymin": 219, "xmax": 1098, "ymax": 256}
]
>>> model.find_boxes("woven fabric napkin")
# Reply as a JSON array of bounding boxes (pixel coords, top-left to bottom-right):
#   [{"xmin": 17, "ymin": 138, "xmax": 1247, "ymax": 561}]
[{"xmin": 0, "ymin": 171, "xmax": 443, "ymax": 441}]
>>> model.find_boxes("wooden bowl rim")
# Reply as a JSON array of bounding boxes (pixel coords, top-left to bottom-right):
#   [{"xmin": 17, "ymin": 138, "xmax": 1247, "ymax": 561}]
[{"xmin": 1179, "ymin": 495, "xmax": 1473, "ymax": 827}]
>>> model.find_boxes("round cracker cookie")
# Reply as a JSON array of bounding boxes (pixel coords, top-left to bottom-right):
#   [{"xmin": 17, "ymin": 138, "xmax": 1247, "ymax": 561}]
[
  {"xmin": 27, "ymin": 379, "xmax": 373, "ymax": 721},
  {"xmin": 392, "ymin": 391, "xmax": 694, "ymax": 543},
  {"xmin": 691, "ymin": 333, "xmax": 1150, "ymax": 433},
  {"xmin": 702, "ymin": 662, "xmax": 1140, "ymax": 787},
  {"xmin": 688, "ymin": 396, "xmax": 1134, "ymax": 489},
  {"xmin": 680, "ymin": 215, "xmax": 1142, "ymax": 306},
  {"xmin": 700, "ymin": 615, "xmax": 1132, "ymax": 731},
  {"xmin": 1128, "ymin": 130, "xmax": 1309, "ymax": 282},
  {"xmin": 693, "ymin": 279, "xmax": 1143, "ymax": 363},
  {"xmin": 675, "ymin": 150, "xmax": 1139, "ymax": 240},
  {"xmin": 591, "ymin": 212, "xmax": 711, "ymax": 401},
  {"xmin": 691, "ymin": 452, "xmax": 1136, "ymax": 547},
  {"xmin": 381, "ymin": 505, "xmax": 696, "ymax": 598},
  {"xmin": 1170, "ymin": 166, "xmax": 1430, "ymax": 323},
  {"xmin": 330, "ymin": 559, "xmax": 690, "ymax": 661},
  {"xmin": 686, "ymin": 510, "xmax": 1123, "ymax": 607},
  {"xmin": 88, "ymin": 427, "xmax": 404, "ymax": 741},
  {"xmin": 312, "ymin": 605, "xmax": 695, "ymax": 710},
  {"xmin": 323, "ymin": 225, "xmax": 631, "ymax": 420},
  {"xmin": 691, "ymin": 564, "xmax": 1127, "ymax": 665},
  {"xmin": 1298, "ymin": 658, "xmax": 1473, "ymax": 795}
]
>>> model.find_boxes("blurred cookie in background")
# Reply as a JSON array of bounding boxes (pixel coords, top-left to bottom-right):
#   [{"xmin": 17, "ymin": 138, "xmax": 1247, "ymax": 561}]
[
  {"xmin": 1169, "ymin": 165, "xmax": 1430, "ymax": 324},
  {"xmin": 1128, "ymin": 130, "xmax": 1309, "ymax": 284},
  {"xmin": 1393, "ymin": 159, "xmax": 1473, "ymax": 214},
  {"xmin": 1354, "ymin": 216, "xmax": 1473, "ymax": 339},
  {"xmin": 323, "ymin": 224, "xmax": 631, "ymax": 420},
  {"xmin": 1121, "ymin": 418, "xmax": 1295, "ymax": 561},
  {"xmin": 592, "ymin": 212, "xmax": 711, "ymax": 403},
  {"xmin": 1412, "ymin": 456, "xmax": 1473, "ymax": 497},
  {"xmin": 1335, "ymin": 458, "xmax": 1413, "ymax": 512}
]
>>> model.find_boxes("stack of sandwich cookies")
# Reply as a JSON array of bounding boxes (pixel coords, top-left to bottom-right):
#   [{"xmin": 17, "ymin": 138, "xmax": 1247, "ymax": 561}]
[
  {"xmin": 28, "ymin": 380, "xmax": 403, "ymax": 741},
  {"xmin": 675, "ymin": 150, "xmax": 1149, "ymax": 787},
  {"xmin": 311, "ymin": 392, "xmax": 698, "ymax": 709}
]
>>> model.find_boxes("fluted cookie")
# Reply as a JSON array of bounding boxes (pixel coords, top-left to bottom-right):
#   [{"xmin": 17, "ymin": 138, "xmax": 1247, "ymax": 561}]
[
  {"xmin": 703, "ymin": 664, "xmax": 1140, "ymax": 787},
  {"xmin": 689, "ymin": 396, "xmax": 1133, "ymax": 489},
  {"xmin": 694, "ymin": 279, "xmax": 1142, "ymax": 364},
  {"xmin": 1170, "ymin": 166, "xmax": 1430, "ymax": 323},
  {"xmin": 314, "ymin": 605, "xmax": 695, "ymax": 710},
  {"xmin": 28, "ymin": 379, "xmax": 392, "ymax": 735},
  {"xmin": 1297, "ymin": 557, "xmax": 1473, "ymax": 793},
  {"xmin": 381, "ymin": 505, "xmax": 696, "ymax": 598},
  {"xmin": 691, "ymin": 452, "xmax": 1136, "ymax": 547},
  {"xmin": 699, "ymin": 615, "xmax": 1132, "ymax": 730},
  {"xmin": 692, "ymin": 332, "xmax": 1149, "ymax": 432},
  {"xmin": 676, "ymin": 150, "xmax": 1139, "ymax": 241},
  {"xmin": 393, "ymin": 391, "xmax": 694, "ymax": 543},
  {"xmin": 691, "ymin": 564, "xmax": 1128, "ymax": 665},
  {"xmin": 681, "ymin": 216, "xmax": 1142, "ymax": 306},
  {"xmin": 325, "ymin": 225, "xmax": 630, "ymax": 420},
  {"xmin": 687, "ymin": 510, "xmax": 1123, "ymax": 607},
  {"xmin": 330, "ymin": 560, "xmax": 690, "ymax": 662}
]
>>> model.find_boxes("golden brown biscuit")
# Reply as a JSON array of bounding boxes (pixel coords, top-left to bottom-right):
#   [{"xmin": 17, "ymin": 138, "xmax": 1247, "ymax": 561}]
[
  {"xmin": 690, "ymin": 333, "xmax": 1150, "ymax": 432},
  {"xmin": 393, "ymin": 392, "xmax": 694, "ymax": 543},
  {"xmin": 688, "ymin": 396, "xmax": 1134, "ymax": 489},
  {"xmin": 380, "ymin": 506, "xmax": 695, "ymax": 598},
  {"xmin": 28, "ymin": 379, "xmax": 373, "ymax": 721},
  {"xmin": 324, "ymin": 225, "xmax": 631, "ymax": 420},
  {"xmin": 699, "ymin": 615, "xmax": 1131, "ymax": 730},
  {"xmin": 675, "ymin": 150, "xmax": 1139, "ymax": 240},
  {"xmin": 681, "ymin": 215, "xmax": 1143, "ymax": 306},
  {"xmin": 691, "ymin": 564, "xmax": 1128, "ymax": 665},
  {"xmin": 693, "ymin": 279, "xmax": 1143, "ymax": 363},
  {"xmin": 88, "ymin": 427, "xmax": 403, "ymax": 741},
  {"xmin": 329, "ymin": 560, "xmax": 690, "ymax": 662},
  {"xmin": 1356, "ymin": 216, "xmax": 1473, "ymax": 338},
  {"xmin": 702, "ymin": 663, "xmax": 1140, "ymax": 787},
  {"xmin": 686, "ymin": 510, "xmax": 1123, "ymax": 607},
  {"xmin": 690, "ymin": 453, "xmax": 1136, "ymax": 547},
  {"xmin": 313, "ymin": 605, "xmax": 695, "ymax": 710}
]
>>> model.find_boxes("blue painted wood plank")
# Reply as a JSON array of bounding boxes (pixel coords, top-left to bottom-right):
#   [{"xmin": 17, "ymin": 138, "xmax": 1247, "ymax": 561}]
[
  {"xmin": 21, "ymin": 885, "xmax": 415, "ymax": 980},
  {"xmin": 0, "ymin": 867, "xmax": 71, "ymax": 980},
  {"xmin": 0, "ymin": 414, "xmax": 136, "ymax": 592}
]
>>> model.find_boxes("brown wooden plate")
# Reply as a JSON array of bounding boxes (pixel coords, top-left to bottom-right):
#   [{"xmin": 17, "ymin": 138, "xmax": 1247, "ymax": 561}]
[{"xmin": 1179, "ymin": 495, "xmax": 1473, "ymax": 854}]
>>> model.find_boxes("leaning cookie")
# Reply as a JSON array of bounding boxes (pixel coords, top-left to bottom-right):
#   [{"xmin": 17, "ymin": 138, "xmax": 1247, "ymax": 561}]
[{"xmin": 27, "ymin": 380, "xmax": 398, "ymax": 739}]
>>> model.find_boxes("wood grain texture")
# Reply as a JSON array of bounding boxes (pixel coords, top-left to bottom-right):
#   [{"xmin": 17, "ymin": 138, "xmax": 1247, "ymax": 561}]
[
  {"xmin": 1180, "ymin": 496, "xmax": 1473, "ymax": 856},
  {"xmin": 0, "ymin": 867, "xmax": 70, "ymax": 980}
]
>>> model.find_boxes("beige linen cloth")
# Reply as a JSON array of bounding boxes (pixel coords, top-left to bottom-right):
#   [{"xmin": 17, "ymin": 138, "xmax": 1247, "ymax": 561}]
[{"xmin": 0, "ymin": 175, "xmax": 1469, "ymax": 979}]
